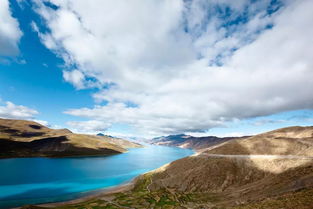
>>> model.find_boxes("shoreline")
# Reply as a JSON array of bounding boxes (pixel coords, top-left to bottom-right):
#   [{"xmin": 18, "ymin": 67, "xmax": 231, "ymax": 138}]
[
  {"xmin": 9, "ymin": 145, "xmax": 194, "ymax": 209},
  {"xmin": 21, "ymin": 181, "xmax": 135, "ymax": 208}
]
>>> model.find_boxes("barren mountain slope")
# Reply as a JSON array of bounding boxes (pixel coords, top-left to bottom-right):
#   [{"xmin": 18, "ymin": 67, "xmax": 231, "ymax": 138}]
[
  {"xmin": 204, "ymin": 126, "xmax": 313, "ymax": 156},
  {"xmin": 151, "ymin": 134, "xmax": 243, "ymax": 151},
  {"xmin": 97, "ymin": 135, "xmax": 142, "ymax": 149},
  {"xmin": 0, "ymin": 118, "xmax": 142, "ymax": 158},
  {"xmin": 132, "ymin": 126, "xmax": 313, "ymax": 207},
  {"xmin": 0, "ymin": 118, "xmax": 72, "ymax": 141}
]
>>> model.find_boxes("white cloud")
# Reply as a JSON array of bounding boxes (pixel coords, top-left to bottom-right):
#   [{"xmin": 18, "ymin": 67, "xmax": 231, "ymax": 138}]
[
  {"xmin": 103, "ymin": 131, "xmax": 142, "ymax": 140},
  {"xmin": 0, "ymin": 101, "xmax": 38, "ymax": 119},
  {"xmin": 0, "ymin": 101, "xmax": 52, "ymax": 127},
  {"xmin": 0, "ymin": 0, "xmax": 22, "ymax": 56},
  {"xmin": 34, "ymin": 0, "xmax": 313, "ymax": 136},
  {"xmin": 67, "ymin": 120, "xmax": 111, "ymax": 134},
  {"xmin": 33, "ymin": 119, "xmax": 49, "ymax": 126},
  {"xmin": 63, "ymin": 70, "xmax": 85, "ymax": 89}
]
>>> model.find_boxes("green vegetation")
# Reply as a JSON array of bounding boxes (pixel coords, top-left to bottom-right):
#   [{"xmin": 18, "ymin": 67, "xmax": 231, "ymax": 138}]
[
  {"xmin": 23, "ymin": 174, "xmax": 221, "ymax": 209},
  {"xmin": 231, "ymin": 188, "xmax": 313, "ymax": 209},
  {"xmin": 29, "ymin": 185, "xmax": 313, "ymax": 209}
]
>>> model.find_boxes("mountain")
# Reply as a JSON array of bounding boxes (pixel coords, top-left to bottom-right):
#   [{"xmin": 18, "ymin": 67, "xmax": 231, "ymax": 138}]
[
  {"xmin": 21, "ymin": 126, "xmax": 313, "ymax": 208},
  {"xmin": 203, "ymin": 126, "xmax": 313, "ymax": 155},
  {"xmin": 25, "ymin": 125, "xmax": 313, "ymax": 209},
  {"xmin": 97, "ymin": 135, "xmax": 142, "ymax": 149},
  {"xmin": 136, "ymin": 154, "xmax": 313, "ymax": 208},
  {"xmin": 151, "ymin": 134, "xmax": 244, "ymax": 151},
  {"xmin": 0, "ymin": 118, "xmax": 142, "ymax": 158},
  {"xmin": 134, "ymin": 126, "xmax": 313, "ymax": 208}
]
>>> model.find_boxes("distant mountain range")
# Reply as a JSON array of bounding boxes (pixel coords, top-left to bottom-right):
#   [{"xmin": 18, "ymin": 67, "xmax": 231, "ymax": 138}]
[
  {"xmin": 151, "ymin": 133, "xmax": 247, "ymax": 151},
  {"xmin": 0, "ymin": 118, "xmax": 142, "ymax": 158}
]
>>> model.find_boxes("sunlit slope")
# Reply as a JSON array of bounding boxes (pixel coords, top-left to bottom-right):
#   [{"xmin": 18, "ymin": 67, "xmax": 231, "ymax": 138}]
[
  {"xmin": 97, "ymin": 135, "xmax": 143, "ymax": 149},
  {"xmin": 0, "ymin": 118, "xmax": 141, "ymax": 158},
  {"xmin": 151, "ymin": 134, "xmax": 243, "ymax": 151},
  {"xmin": 132, "ymin": 126, "xmax": 313, "ymax": 207},
  {"xmin": 204, "ymin": 126, "xmax": 313, "ymax": 155},
  {"xmin": 0, "ymin": 118, "xmax": 72, "ymax": 141}
]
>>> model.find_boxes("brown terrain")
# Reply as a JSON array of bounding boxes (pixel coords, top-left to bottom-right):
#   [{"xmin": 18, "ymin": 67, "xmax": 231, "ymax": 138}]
[
  {"xmin": 203, "ymin": 126, "xmax": 313, "ymax": 155},
  {"xmin": 141, "ymin": 126, "xmax": 313, "ymax": 208},
  {"xmin": 151, "ymin": 134, "xmax": 245, "ymax": 151},
  {"xmin": 21, "ymin": 126, "xmax": 313, "ymax": 208},
  {"xmin": 0, "ymin": 118, "xmax": 142, "ymax": 158}
]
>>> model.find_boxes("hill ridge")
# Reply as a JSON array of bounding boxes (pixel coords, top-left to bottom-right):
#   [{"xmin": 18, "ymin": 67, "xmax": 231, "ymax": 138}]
[{"xmin": 0, "ymin": 118, "xmax": 142, "ymax": 158}]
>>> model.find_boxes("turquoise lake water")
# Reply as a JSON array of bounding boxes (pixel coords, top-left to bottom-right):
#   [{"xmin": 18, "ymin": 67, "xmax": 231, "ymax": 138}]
[{"xmin": 0, "ymin": 145, "xmax": 193, "ymax": 209}]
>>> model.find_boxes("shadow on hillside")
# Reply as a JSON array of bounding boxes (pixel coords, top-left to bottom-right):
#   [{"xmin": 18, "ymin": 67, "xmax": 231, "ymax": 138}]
[{"xmin": 0, "ymin": 136, "xmax": 121, "ymax": 158}]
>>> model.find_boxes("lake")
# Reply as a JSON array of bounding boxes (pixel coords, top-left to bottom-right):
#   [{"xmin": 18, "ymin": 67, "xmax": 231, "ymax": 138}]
[{"xmin": 0, "ymin": 145, "xmax": 193, "ymax": 209}]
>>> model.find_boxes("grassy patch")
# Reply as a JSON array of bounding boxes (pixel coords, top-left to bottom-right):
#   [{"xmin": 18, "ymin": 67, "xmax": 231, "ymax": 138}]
[
  {"xmin": 232, "ymin": 188, "xmax": 313, "ymax": 209},
  {"xmin": 21, "ymin": 175, "xmax": 230, "ymax": 209}
]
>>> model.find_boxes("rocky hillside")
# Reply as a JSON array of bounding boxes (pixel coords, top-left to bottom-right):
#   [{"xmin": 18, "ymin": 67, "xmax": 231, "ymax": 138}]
[
  {"xmin": 151, "ymin": 134, "xmax": 243, "ymax": 151},
  {"xmin": 137, "ymin": 126, "xmax": 313, "ymax": 208},
  {"xmin": 121, "ymin": 154, "xmax": 312, "ymax": 208},
  {"xmin": 203, "ymin": 126, "xmax": 313, "ymax": 156},
  {"xmin": 0, "ymin": 118, "xmax": 142, "ymax": 158}
]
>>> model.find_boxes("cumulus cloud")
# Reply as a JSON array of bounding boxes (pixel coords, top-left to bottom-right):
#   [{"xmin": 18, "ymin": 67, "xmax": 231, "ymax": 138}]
[
  {"xmin": 0, "ymin": 0, "xmax": 22, "ymax": 56},
  {"xmin": 0, "ymin": 101, "xmax": 50, "ymax": 126},
  {"xmin": 67, "ymin": 120, "xmax": 111, "ymax": 134},
  {"xmin": 0, "ymin": 101, "xmax": 38, "ymax": 120},
  {"xmin": 63, "ymin": 70, "xmax": 85, "ymax": 89},
  {"xmin": 33, "ymin": 0, "xmax": 313, "ymax": 136}
]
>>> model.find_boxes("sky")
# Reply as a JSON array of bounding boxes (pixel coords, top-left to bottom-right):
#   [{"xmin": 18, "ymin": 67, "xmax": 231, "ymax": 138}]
[{"xmin": 0, "ymin": 0, "xmax": 313, "ymax": 139}]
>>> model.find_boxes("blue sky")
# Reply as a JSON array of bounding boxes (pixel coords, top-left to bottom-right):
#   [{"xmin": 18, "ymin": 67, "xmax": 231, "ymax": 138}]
[
  {"xmin": 0, "ymin": 0, "xmax": 95, "ymax": 126},
  {"xmin": 0, "ymin": 0, "xmax": 313, "ymax": 138}
]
